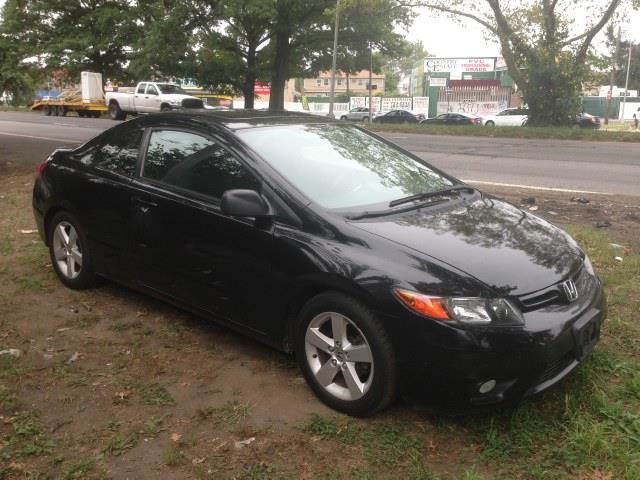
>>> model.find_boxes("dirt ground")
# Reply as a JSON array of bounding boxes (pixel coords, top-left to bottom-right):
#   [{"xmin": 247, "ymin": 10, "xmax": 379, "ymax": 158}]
[{"xmin": 1, "ymin": 167, "xmax": 639, "ymax": 479}]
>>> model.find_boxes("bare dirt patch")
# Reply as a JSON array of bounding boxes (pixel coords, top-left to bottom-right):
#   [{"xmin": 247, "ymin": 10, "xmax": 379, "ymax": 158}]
[{"xmin": 1, "ymin": 168, "xmax": 638, "ymax": 479}]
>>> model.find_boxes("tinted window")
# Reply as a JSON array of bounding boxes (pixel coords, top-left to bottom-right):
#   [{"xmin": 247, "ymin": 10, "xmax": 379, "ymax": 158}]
[
  {"xmin": 142, "ymin": 130, "xmax": 260, "ymax": 200},
  {"xmin": 137, "ymin": 83, "xmax": 146, "ymax": 94},
  {"xmin": 80, "ymin": 127, "xmax": 143, "ymax": 176},
  {"xmin": 146, "ymin": 85, "xmax": 158, "ymax": 95},
  {"xmin": 237, "ymin": 124, "xmax": 453, "ymax": 210}
]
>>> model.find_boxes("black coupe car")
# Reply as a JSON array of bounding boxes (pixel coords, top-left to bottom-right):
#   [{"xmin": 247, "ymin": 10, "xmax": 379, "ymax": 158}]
[{"xmin": 33, "ymin": 111, "xmax": 605, "ymax": 415}]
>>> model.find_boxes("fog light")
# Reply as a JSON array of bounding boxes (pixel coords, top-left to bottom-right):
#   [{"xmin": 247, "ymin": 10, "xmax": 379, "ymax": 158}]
[{"xmin": 478, "ymin": 380, "xmax": 496, "ymax": 394}]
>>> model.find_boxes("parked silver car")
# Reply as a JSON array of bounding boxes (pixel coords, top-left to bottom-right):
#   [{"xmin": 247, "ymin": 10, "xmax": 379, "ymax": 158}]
[{"xmin": 340, "ymin": 107, "xmax": 372, "ymax": 122}]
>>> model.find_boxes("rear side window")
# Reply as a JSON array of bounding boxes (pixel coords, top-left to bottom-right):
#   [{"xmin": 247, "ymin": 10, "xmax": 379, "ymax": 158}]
[
  {"xmin": 80, "ymin": 127, "xmax": 143, "ymax": 176},
  {"xmin": 142, "ymin": 129, "xmax": 260, "ymax": 200}
]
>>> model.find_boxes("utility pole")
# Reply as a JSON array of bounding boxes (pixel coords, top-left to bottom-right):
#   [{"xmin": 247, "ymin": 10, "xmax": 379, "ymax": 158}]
[
  {"xmin": 604, "ymin": 27, "xmax": 621, "ymax": 126},
  {"xmin": 368, "ymin": 43, "xmax": 373, "ymax": 123},
  {"xmin": 328, "ymin": 0, "xmax": 341, "ymax": 118},
  {"xmin": 621, "ymin": 44, "xmax": 633, "ymax": 121}
]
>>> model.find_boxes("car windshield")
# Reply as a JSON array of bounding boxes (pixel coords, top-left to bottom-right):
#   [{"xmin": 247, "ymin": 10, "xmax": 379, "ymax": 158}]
[
  {"xmin": 237, "ymin": 124, "xmax": 455, "ymax": 210},
  {"xmin": 157, "ymin": 84, "xmax": 186, "ymax": 94}
]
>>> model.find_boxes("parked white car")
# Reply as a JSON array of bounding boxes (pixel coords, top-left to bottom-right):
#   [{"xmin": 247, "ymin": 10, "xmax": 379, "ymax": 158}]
[
  {"xmin": 105, "ymin": 82, "xmax": 203, "ymax": 120},
  {"xmin": 482, "ymin": 108, "xmax": 529, "ymax": 126}
]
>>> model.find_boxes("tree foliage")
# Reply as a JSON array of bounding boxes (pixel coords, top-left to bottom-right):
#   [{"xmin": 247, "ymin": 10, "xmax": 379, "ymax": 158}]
[
  {"xmin": 419, "ymin": 0, "xmax": 625, "ymax": 125},
  {"xmin": 0, "ymin": 0, "xmax": 412, "ymax": 109}
]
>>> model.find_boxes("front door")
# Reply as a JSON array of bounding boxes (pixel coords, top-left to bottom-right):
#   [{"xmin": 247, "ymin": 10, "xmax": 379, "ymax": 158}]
[{"xmin": 132, "ymin": 127, "xmax": 275, "ymax": 333}]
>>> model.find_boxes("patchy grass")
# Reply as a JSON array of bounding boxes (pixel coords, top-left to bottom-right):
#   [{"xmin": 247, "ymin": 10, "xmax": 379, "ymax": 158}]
[
  {"xmin": 197, "ymin": 400, "xmax": 252, "ymax": 425},
  {"xmin": 102, "ymin": 432, "xmax": 138, "ymax": 456},
  {"xmin": 365, "ymin": 122, "xmax": 640, "ymax": 142},
  {"xmin": 139, "ymin": 382, "xmax": 176, "ymax": 406}
]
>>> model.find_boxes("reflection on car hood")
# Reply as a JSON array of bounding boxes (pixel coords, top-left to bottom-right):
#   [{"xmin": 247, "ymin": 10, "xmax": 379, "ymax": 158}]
[{"xmin": 350, "ymin": 196, "xmax": 583, "ymax": 296}]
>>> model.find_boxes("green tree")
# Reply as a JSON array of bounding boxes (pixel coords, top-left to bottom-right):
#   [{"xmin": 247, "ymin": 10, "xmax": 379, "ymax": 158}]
[
  {"xmin": 420, "ymin": 0, "xmax": 623, "ymax": 125},
  {"xmin": 193, "ymin": 0, "xmax": 275, "ymax": 107},
  {"xmin": 267, "ymin": 0, "xmax": 413, "ymax": 110}
]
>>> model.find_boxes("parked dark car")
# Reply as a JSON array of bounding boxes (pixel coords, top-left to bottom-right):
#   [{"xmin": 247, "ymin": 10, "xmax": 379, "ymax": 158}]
[
  {"xmin": 33, "ymin": 111, "xmax": 605, "ymax": 415},
  {"xmin": 373, "ymin": 109, "xmax": 422, "ymax": 124},
  {"xmin": 574, "ymin": 113, "xmax": 601, "ymax": 129},
  {"xmin": 420, "ymin": 112, "xmax": 482, "ymax": 125}
]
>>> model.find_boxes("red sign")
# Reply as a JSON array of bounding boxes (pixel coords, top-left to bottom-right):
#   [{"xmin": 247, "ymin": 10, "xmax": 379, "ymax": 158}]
[{"xmin": 254, "ymin": 81, "xmax": 271, "ymax": 95}]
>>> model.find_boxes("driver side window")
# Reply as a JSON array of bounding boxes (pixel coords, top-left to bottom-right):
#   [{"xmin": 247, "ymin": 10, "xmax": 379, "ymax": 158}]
[{"xmin": 142, "ymin": 130, "xmax": 260, "ymax": 200}]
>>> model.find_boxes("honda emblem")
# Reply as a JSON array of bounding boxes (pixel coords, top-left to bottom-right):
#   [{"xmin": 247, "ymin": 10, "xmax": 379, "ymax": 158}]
[{"xmin": 561, "ymin": 280, "xmax": 579, "ymax": 302}]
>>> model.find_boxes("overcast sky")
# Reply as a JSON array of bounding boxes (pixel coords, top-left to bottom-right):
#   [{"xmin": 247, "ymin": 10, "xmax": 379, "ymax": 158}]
[{"xmin": 407, "ymin": 5, "xmax": 640, "ymax": 58}]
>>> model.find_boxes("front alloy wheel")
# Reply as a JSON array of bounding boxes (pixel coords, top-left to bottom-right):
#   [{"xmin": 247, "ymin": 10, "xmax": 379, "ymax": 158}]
[
  {"xmin": 305, "ymin": 312, "xmax": 374, "ymax": 401},
  {"xmin": 296, "ymin": 292, "xmax": 396, "ymax": 416}
]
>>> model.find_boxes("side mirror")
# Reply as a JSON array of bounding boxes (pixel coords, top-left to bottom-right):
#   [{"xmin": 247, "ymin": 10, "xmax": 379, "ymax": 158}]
[{"xmin": 220, "ymin": 189, "xmax": 271, "ymax": 217}]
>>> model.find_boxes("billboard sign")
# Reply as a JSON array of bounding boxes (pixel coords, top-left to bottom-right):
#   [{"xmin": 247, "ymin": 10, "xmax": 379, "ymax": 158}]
[
  {"xmin": 349, "ymin": 96, "xmax": 382, "ymax": 111},
  {"xmin": 381, "ymin": 97, "xmax": 412, "ymax": 111},
  {"xmin": 424, "ymin": 58, "xmax": 495, "ymax": 75},
  {"xmin": 412, "ymin": 97, "xmax": 430, "ymax": 114}
]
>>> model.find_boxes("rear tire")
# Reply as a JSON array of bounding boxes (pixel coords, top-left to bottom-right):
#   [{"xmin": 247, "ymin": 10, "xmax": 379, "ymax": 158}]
[
  {"xmin": 108, "ymin": 102, "xmax": 126, "ymax": 121},
  {"xmin": 48, "ymin": 211, "xmax": 97, "ymax": 290},
  {"xmin": 43, "ymin": 105, "xmax": 51, "ymax": 116},
  {"xmin": 340, "ymin": 116, "xmax": 347, "ymax": 121},
  {"xmin": 485, "ymin": 120, "xmax": 495, "ymax": 126},
  {"xmin": 295, "ymin": 291, "xmax": 396, "ymax": 416}
]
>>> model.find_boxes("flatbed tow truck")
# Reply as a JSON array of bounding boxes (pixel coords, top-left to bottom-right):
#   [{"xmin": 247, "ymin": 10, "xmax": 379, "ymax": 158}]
[{"xmin": 31, "ymin": 72, "xmax": 107, "ymax": 118}]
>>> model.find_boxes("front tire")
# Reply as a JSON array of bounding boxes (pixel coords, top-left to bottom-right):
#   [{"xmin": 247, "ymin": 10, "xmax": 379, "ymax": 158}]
[
  {"xmin": 295, "ymin": 292, "xmax": 396, "ymax": 416},
  {"xmin": 485, "ymin": 120, "xmax": 495, "ymax": 126},
  {"xmin": 48, "ymin": 212, "xmax": 97, "ymax": 290},
  {"xmin": 108, "ymin": 102, "xmax": 126, "ymax": 121}
]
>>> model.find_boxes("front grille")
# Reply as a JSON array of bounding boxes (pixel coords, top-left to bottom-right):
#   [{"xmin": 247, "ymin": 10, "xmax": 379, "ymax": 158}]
[
  {"xmin": 182, "ymin": 98, "xmax": 204, "ymax": 109},
  {"xmin": 519, "ymin": 289, "xmax": 563, "ymax": 311},
  {"xmin": 517, "ymin": 262, "xmax": 595, "ymax": 312}
]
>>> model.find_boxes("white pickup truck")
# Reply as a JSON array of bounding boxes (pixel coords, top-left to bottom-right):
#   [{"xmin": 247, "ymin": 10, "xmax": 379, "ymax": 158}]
[{"xmin": 105, "ymin": 82, "xmax": 204, "ymax": 120}]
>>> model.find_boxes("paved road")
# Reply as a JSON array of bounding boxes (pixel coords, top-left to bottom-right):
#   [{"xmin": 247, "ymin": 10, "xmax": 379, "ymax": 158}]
[{"xmin": 1, "ymin": 111, "xmax": 639, "ymax": 195}]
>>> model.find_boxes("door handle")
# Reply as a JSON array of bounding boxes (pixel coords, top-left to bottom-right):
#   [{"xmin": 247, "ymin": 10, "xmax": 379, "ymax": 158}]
[
  {"xmin": 144, "ymin": 96, "xmax": 149, "ymax": 99},
  {"xmin": 133, "ymin": 197, "xmax": 158, "ymax": 212}
]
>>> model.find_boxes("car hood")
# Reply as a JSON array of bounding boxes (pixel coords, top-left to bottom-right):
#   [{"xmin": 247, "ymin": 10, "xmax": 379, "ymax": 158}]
[{"xmin": 349, "ymin": 196, "xmax": 583, "ymax": 296}]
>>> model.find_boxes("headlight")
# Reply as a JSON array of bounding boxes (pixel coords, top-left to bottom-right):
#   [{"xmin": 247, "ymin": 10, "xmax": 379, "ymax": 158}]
[
  {"xmin": 394, "ymin": 288, "xmax": 524, "ymax": 326},
  {"xmin": 169, "ymin": 99, "xmax": 181, "ymax": 105}
]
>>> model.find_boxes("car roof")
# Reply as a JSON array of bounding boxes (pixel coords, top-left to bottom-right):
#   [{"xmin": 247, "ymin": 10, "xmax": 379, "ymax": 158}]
[{"xmin": 128, "ymin": 109, "xmax": 333, "ymax": 131}]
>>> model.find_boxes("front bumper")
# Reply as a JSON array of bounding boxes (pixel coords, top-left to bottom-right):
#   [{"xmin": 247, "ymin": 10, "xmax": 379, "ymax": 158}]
[{"xmin": 387, "ymin": 279, "xmax": 606, "ymax": 409}]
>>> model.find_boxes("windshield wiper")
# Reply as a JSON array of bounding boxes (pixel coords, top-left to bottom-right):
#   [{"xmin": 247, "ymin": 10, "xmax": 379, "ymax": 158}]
[
  {"xmin": 388, "ymin": 185, "xmax": 475, "ymax": 208},
  {"xmin": 347, "ymin": 197, "xmax": 449, "ymax": 220}
]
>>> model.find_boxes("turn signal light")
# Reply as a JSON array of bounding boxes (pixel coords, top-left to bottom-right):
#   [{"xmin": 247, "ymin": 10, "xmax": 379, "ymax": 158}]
[{"xmin": 394, "ymin": 288, "xmax": 451, "ymax": 320}]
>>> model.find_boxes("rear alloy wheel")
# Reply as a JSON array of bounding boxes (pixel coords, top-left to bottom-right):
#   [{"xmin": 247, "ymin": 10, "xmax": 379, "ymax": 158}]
[
  {"xmin": 48, "ymin": 212, "xmax": 96, "ymax": 289},
  {"xmin": 296, "ymin": 292, "xmax": 396, "ymax": 416}
]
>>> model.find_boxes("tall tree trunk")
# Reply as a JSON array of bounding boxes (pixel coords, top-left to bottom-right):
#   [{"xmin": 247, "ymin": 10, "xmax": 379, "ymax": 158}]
[
  {"xmin": 269, "ymin": 1, "xmax": 292, "ymax": 111},
  {"xmin": 243, "ymin": 43, "xmax": 257, "ymax": 109}
]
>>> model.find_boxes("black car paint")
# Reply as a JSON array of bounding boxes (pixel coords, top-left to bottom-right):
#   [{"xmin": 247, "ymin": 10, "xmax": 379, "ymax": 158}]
[{"xmin": 33, "ymin": 111, "xmax": 605, "ymax": 408}]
